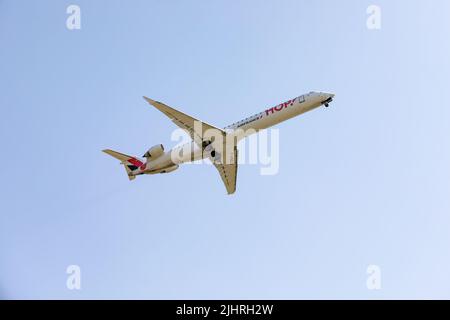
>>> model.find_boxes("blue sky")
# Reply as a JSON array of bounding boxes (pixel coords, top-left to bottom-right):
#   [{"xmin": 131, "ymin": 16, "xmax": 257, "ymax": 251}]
[{"xmin": 1, "ymin": 0, "xmax": 450, "ymax": 299}]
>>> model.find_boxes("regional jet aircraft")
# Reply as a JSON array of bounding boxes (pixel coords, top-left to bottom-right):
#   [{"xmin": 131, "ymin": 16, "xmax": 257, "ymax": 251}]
[{"xmin": 103, "ymin": 92, "xmax": 334, "ymax": 194}]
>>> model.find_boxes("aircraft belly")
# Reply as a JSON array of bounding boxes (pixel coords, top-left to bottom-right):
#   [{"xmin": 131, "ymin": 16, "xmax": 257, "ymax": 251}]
[{"xmin": 168, "ymin": 143, "xmax": 204, "ymax": 165}]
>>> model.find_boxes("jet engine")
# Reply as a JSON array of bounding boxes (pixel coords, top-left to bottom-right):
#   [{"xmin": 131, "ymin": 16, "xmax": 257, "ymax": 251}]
[{"xmin": 143, "ymin": 144, "xmax": 164, "ymax": 159}]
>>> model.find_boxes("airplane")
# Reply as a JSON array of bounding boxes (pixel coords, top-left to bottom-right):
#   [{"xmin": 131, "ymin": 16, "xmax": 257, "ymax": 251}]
[{"xmin": 103, "ymin": 91, "xmax": 334, "ymax": 194}]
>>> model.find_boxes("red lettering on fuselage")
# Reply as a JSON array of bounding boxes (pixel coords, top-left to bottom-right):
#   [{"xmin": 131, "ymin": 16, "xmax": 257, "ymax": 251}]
[
  {"xmin": 274, "ymin": 104, "xmax": 284, "ymax": 111},
  {"xmin": 265, "ymin": 98, "xmax": 296, "ymax": 116}
]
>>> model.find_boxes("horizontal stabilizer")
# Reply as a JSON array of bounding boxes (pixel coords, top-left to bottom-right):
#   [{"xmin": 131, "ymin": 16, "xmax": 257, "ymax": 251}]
[{"xmin": 103, "ymin": 149, "xmax": 143, "ymax": 181}]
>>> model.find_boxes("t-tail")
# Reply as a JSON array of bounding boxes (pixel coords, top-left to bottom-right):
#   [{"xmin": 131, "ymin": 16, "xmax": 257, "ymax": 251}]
[{"xmin": 102, "ymin": 149, "xmax": 144, "ymax": 181}]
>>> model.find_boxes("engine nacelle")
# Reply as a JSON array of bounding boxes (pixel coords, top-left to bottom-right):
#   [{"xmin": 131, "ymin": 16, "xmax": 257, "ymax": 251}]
[{"xmin": 143, "ymin": 144, "xmax": 164, "ymax": 159}]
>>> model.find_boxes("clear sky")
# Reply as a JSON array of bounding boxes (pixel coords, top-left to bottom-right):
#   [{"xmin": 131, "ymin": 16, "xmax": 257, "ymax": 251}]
[{"xmin": 1, "ymin": 0, "xmax": 450, "ymax": 299}]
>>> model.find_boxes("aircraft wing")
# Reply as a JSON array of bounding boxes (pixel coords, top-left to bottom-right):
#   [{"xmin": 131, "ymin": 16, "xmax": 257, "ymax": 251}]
[
  {"xmin": 210, "ymin": 145, "xmax": 238, "ymax": 195},
  {"xmin": 143, "ymin": 96, "xmax": 237, "ymax": 195},
  {"xmin": 143, "ymin": 97, "xmax": 225, "ymax": 148}
]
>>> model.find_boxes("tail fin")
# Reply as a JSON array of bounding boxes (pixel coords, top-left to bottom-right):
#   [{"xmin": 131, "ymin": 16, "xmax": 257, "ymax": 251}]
[{"xmin": 103, "ymin": 149, "xmax": 144, "ymax": 181}]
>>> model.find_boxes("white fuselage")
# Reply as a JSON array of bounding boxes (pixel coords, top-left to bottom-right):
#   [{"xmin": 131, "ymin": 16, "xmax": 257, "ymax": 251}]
[{"xmin": 140, "ymin": 91, "xmax": 333, "ymax": 173}]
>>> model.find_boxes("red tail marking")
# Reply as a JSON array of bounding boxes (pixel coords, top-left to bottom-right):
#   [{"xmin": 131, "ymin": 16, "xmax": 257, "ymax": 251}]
[{"xmin": 128, "ymin": 158, "xmax": 144, "ymax": 167}]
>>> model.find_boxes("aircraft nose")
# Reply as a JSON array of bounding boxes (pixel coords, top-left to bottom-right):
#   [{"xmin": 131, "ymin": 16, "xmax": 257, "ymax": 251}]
[
  {"xmin": 319, "ymin": 92, "xmax": 334, "ymax": 107},
  {"xmin": 321, "ymin": 92, "xmax": 335, "ymax": 99}
]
